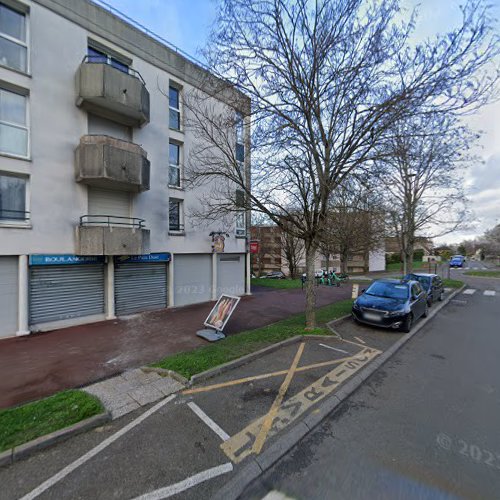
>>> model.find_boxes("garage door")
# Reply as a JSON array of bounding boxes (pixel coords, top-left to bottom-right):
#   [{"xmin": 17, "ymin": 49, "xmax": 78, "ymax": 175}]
[
  {"xmin": 114, "ymin": 262, "xmax": 167, "ymax": 315},
  {"xmin": 0, "ymin": 257, "xmax": 18, "ymax": 338},
  {"xmin": 217, "ymin": 254, "xmax": 245, "ymax": 297},
  {"xmin": 174, "ymin": 254, "xmax": 212, "ymax": 307},
  {"xmin": 29, "ymin": 264, "xmax": 105, "ymax": 325}
]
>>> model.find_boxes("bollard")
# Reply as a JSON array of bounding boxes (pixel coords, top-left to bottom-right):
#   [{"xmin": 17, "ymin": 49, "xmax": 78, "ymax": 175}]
[{"xmin": 352, "ymin": 283, "xmax": 359, "ymax": 299}]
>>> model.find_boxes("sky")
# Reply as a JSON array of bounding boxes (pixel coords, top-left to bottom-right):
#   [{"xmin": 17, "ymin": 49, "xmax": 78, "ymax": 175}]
[{"xmin": 99, "ymin": 0, "xmax": 500, "ymax": 245}]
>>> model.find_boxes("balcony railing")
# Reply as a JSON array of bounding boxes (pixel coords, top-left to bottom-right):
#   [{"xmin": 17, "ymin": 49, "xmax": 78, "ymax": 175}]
[
  {"xmin": 0, "ymin": 209, "xmax": 30, "ymax": 222},
  {"xmin": 80, "ymin": 215, "xmax": 145, "ymax": 228},
  {"xmin": 81, "ymin": 55, "xmax": 146, "ymax": 86}
]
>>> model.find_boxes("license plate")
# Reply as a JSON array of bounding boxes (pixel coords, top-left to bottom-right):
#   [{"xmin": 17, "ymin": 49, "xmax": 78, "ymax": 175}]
[{"xmin": 363, "ymin": 312, "xmax": 381, "ymax": 322}]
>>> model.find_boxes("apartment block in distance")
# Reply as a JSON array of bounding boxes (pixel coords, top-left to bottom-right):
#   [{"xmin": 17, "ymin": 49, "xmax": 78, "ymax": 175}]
[{"xmin": 0, "ymin": 0, "xmax": 250, "ymax": 339}]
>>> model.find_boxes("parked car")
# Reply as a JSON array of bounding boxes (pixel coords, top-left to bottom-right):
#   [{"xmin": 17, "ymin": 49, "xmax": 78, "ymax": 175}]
[
  {"xmin": 449, "ymin": 255, "xmax": 466, "ymax": 268},
  {"xmin": 352, "ymin": 279, "xmax": 428, "ymax": 333},
  {"xmin": 260, "ymin": 271, "xmax": 286, "ymax": 279},
  {"xmin": 403, "ymin": 273, "xmax": 444, "ymax": 305}
]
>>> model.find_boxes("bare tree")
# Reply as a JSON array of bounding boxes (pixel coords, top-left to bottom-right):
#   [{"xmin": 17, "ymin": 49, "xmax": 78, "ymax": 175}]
[
  {"xmin": 281, "ymin": 229, "xmax": 304, "ymax": 279},
  {"xmin": 375, "ymin": 113, "xmax": 478, "ymax": 273},
  {"xmin": 185, "ymin": 0, "xmax": 499, "ymax": 328}
]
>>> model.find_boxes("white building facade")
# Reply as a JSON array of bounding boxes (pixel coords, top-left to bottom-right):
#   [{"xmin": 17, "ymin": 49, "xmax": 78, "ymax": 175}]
[{"xmin": 0, "ymin": 0, "xmax": 250, "ymax": 339}]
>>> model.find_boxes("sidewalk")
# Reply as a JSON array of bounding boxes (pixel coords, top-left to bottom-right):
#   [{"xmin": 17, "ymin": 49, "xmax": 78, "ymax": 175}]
[{"xmin": 0, "ymin": 284, "xmax": 351, "ymax": 409}]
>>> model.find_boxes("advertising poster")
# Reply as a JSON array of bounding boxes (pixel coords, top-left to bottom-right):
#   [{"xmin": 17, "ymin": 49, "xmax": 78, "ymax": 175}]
[{"xmin": 204, "ymin": 294, "xmax": 241, "ymax": 331}]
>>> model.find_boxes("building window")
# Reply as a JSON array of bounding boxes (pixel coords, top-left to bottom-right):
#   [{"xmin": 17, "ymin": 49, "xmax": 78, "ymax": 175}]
[
  {"xmin": 87, "ymin": 46, "xmax": 129, "ymax": 74},
  {"xmin": 169, "ymin": 86, "xmax": 180, "ymax": 130},
  {"xmin": 169, "ymin": 199, "xmax": 183, "ymax": 232},
  {"xmin": 0, "ymin": 3, "xmax": 27, "ymax": 73},
  {"xmin": 0, "ymin": 87, "xmax": 28, "ymax": 157},
  {"xmin": 235, "ymin": 212, "xmax": 246, "ymax": 237},
  {"xmin": 169, "ymin": 141, "xmax": 181, "ymax": 187},
  {"xmin": 0, "ymin": 173, "xmax": 27, "ymax": 221}
]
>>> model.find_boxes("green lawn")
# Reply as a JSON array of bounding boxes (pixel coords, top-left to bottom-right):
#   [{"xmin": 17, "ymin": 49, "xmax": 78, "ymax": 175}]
[
  {"xmin": 252, "ymin": 278, "xmax": 302, "ymax": 289},
  {"xmin": 464, "ymin": 270, "xmax": 500, "ymax": 278},
  {"xmin": 153, "ymin": 299, "xmax": 354, "ymax": 379},
  {"xmin": 0, "ymin": 390, "xmax": 104, "ymax": 452},
  {"xmin": 442, "ymin": 279, "xmax": 464, "ymax": 288}
]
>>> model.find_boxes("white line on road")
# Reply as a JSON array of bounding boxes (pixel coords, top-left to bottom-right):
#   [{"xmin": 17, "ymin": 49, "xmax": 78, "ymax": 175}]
[
  {"xmin": 187, "ymin": 402, "xmax": 230, "ymax": 441},
  {"xmin": 19, "ymin": 395, "xmax": 177, "ymax": 500},
  {"xmin": 319, "ymin": 343, "xmax": 350, "ymax": 354},
  {"xmin": 483, "ymin": 290, "xmax": 496, "ymax": 296},
  {"xmin": 462, "ymin": 289, "xmax": 476, "ymax": 295},
  {"xmin": 132, "ymin": 463, "xmax": 234, "ymax": 500},
  {"xmin": 353, "ymin": 336, "xmax": 366, "ymax": 345}
]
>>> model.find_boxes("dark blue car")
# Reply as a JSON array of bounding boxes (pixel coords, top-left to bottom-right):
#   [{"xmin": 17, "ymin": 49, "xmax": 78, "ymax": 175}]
[
  {"xmin": 352, "ymin": 279, "xmax": 428, "ymax": 333},
  {"xmin": 449, "ymin": 255, "xmax": 465, "ymax": 268}
]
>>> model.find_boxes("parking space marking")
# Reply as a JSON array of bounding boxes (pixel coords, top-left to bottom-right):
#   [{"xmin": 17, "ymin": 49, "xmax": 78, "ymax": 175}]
[
  {"xmin": 319, "ymin": 343, "xmax": 350, "ymax": 354},
  {"xmin": 19, "ymin": 395, "xmax": 177, "ymax": 500},
  {"xmin": 252, "ymin": 342, "xmax": 305, "ymax": 454},
  {"xmin": 222, "ymin": 347, "xmax": 381, "ymax": 463},
  {"xmin": 463, "ymin": 289, "xmax": 476, "ymax": 295},
  {"xmin": 182, "ymin": 356, "xmax": 361, "ymax": 396},
  {"xmin": 354, "ymin": 336, "xmax": 366, "ymax": 344},
  {"xmin": 187, "ymin": 402, "xmax": 230, "ymax": 441},
  {"xmin": 132, "ymin": 462, "xmax": 233, "ymax": 500},
  {"xmin": 483, "ymin": 290, "xmax": 496, "ymax": 296}
]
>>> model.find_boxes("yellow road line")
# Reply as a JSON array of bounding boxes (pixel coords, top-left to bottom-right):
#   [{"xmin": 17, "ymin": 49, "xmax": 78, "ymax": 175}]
[
  {"xmin": 252, "ymin": 342, "xmax": 305, "ymax": 454},
  {"xmin": 338, "ymin": 337, "xmax": 373, "ymax": 349},
  {"xmin": 182, "ymin": 355, "xmax": 359, "ymax": 396}
]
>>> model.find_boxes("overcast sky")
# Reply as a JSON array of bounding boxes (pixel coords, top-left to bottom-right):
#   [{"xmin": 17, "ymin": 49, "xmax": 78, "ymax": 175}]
[{"xmin": 101, "ymin": 0, "xmax": 499, "ymax": 244}]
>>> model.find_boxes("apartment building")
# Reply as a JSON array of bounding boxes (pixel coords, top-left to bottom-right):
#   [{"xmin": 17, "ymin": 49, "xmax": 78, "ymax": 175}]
[{"xmin": 0, "ymin": 0, "xmax": 250, "ymax": 339}]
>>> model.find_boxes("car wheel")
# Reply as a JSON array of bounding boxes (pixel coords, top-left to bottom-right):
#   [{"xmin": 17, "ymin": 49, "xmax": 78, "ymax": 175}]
[
  {"xmin": 422, "ymin": 302, "xmax": 429, "ymax": 318},
  {"xmin": 401, "ymin": 313, "xmax": 413, "ymax": 333},
  {"xmin": 438, "ymin": 290, "xmax": 444, "ymax": 301}
]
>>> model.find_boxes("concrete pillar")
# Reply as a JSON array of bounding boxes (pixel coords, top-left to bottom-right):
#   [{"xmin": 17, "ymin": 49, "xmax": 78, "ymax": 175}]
[
  {"xmin": 245, "ymin": 252, "xmax": 252, "ymax": 295},
  {"xmin": 211, "ymin": 252, "xmax": 217, "ymax": 300},
  {"xmin": 16, "ymin": 255, "xmax": 30, "ymax": 336},
  {"xmin": 168, "ymin": 254, "xmax": 175, "ymax": 307},
  {"xmin": 105, "ymin": 257, "xmax": 116, "ymax": 320}
]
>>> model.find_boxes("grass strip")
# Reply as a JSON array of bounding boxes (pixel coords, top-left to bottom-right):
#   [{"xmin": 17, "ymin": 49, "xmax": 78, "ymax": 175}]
[
  {"xmin": 251, "ymin": 278, "xmax": 302, "ymax": 289},
  {"xmin": 153, "ymin": 299, "xmax": 354, "ymax": 379},
  {"xmin": 464, "ymin": 270, "xmax": 500, "ymax": 278},
  {"xmin": 442, "ymin": 279, "xmax": 464, "ymax": 288},
  {"xmin": 0, "ymin": 390, "xmax": 104, "ymax": 452}
]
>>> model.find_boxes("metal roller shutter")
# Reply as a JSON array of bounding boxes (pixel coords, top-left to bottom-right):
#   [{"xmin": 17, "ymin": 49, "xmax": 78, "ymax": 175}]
[
  {"xmin": 88, "ymin": 187, "xmax": 130, "ymax": 217},
  {"xmin": 217, "ymin": 254, "xmax": 245, "ymax": 297},
  {"xmin": 0, "ymin": 257, "xmax": 18, "ymax": 338},
  {"xmin": 29, "ymin": 264, "xmax": 105, "ymax": 325},
  {"xmin": 174, "ymin": 254, "xmax": 212, "ymax": 307},
  {"xmin": 114, "ymin": 262, "xmax": 167, "ymax": 315}
]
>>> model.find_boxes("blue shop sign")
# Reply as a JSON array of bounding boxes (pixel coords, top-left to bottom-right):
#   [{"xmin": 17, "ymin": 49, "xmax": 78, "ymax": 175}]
[
  {"xmin": 114, "ymin": 253, "xmax": 171, "ymax": 264},
  {"xmin": 29, "ymin": 254, "xmax": 105, "ymax": 266}
]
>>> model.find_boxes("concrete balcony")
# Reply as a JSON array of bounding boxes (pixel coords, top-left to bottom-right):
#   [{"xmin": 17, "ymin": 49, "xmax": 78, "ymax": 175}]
[
  {"xmin": 75, "ymin": 135, "xmax": 150, "ymax": 192},
  {"xmin": 77, "ymin": 216, "xmax": 150, "ymax": 256},
  {"xmin": 76, "ymin": 58, "xmax": 150, "ymax": 127}
]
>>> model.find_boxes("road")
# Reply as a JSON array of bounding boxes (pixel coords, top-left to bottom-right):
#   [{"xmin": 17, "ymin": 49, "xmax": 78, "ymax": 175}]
[{"xmin": 242, "ymin": 263, "xmax": 500, "ymax": 499}]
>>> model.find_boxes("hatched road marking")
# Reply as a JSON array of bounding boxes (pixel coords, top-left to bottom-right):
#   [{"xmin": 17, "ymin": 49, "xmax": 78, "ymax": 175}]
[
  {"xmin": 354, "ymin": 336, "xmax": 366, "ymax": 344},
  {"xmin": 319, "ymin": 343, "xmax": 350, "ymax": 354}
]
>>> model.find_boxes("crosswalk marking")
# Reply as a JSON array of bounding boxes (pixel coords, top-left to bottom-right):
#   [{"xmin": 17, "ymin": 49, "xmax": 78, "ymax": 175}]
[
  {"xmin": 463, "ymin": 289, "xmax": 476, "ymax": 295},
  {"xmin": 484, "ymin": 290, "xmax": 496, "ymax": 296}
]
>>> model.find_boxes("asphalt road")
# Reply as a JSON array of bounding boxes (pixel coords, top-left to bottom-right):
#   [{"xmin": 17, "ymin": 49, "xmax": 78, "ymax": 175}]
[{"xmin": 242, "ymin": 264, "xmax": 500, "ymax": 500}]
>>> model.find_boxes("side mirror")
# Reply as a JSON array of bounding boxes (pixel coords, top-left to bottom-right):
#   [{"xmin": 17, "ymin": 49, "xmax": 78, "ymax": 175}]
[{"xmin": 361, "ymin": 289, "xmax": 366, "ymax": 294}]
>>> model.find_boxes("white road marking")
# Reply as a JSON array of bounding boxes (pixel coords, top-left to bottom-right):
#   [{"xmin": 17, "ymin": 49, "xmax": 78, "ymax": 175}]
[
  {"xmin": 132, "ymin": 463, "xmax": 233, "ymax": 500},
  {"xmin": 444, "ymin": 288, "xmax": 452, "ymax": 292},
  {"xmin": 319, "ymin": 343, "xmax": 350, "ymax": 354},
  {"xmin": 483, "ymin": 290, "xmax": 496, "ymax": 296},
  {"xmin": 187, "ymin": 402, "xmax": 230, "ymax": 441},
  {"xmin": 462, "ymin": 289, "xmax": 476, "ymax": 295},
  {"xmin": 353, "ymin": 336, "xmax": 366, "ymax": 344},
  {"xmin": 19, "ymin": 395, "xmax": 176, "ymax": 500}
]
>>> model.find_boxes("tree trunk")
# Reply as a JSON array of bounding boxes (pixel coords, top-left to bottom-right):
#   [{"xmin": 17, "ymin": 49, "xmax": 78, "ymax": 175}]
[
  {"xmin": 305, "ymin": 242, "xmax": 317, "ymax": 330},
  {"xmin": 324, "ymin": 253, "xmax": 330, "ymax": 272},
  {"xmin": 340, "ymin": 250, "xmax": 349, "ymax": 274}
]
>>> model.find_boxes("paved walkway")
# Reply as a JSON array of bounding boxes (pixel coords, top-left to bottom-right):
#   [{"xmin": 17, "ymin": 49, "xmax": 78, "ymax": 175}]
[{"xmin": 0, "ymin": 284, "xmax": 351, "ymax": 409}]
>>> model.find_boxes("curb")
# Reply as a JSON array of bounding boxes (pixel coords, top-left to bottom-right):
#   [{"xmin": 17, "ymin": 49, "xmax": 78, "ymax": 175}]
[
  {"xmin": 141, "ymin": 366, "xmax": 189, "ymax": 386},
  {"xmin": 0, "ymin": 412, "xmax": 111, "ymax": 468},
  {"xmin": 212, "ymin": 285, "xmax": 465, "ymax": 500}
]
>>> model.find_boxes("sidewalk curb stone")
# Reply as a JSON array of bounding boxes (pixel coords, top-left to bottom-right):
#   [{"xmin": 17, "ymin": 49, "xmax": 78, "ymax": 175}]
[
  {"xmin": 212, "ymin": 285, "xmax": 465, "ymax": 500},
  {"xmin": 1, "ymin": 412, "xmax": 111, "ymax": 468}
]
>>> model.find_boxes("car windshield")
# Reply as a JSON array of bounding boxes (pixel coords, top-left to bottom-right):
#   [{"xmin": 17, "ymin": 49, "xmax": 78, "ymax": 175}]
[
  {"xmin": 406, "ymin": 275, "xmax": 431, "ymax": 287},
  {"xmin": 365, "ymin": 282, "xmax": 409, "ymax": 299}
]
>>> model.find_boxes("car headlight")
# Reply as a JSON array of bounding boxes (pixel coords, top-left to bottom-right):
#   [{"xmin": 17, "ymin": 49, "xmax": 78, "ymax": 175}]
[
  {"xmin": 352, "ymin": 302, "xmax": 360, "ymax": 310},
  {"xmin": 387, "ymin": 309, "xmax": 406, "ymax": 317}
]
